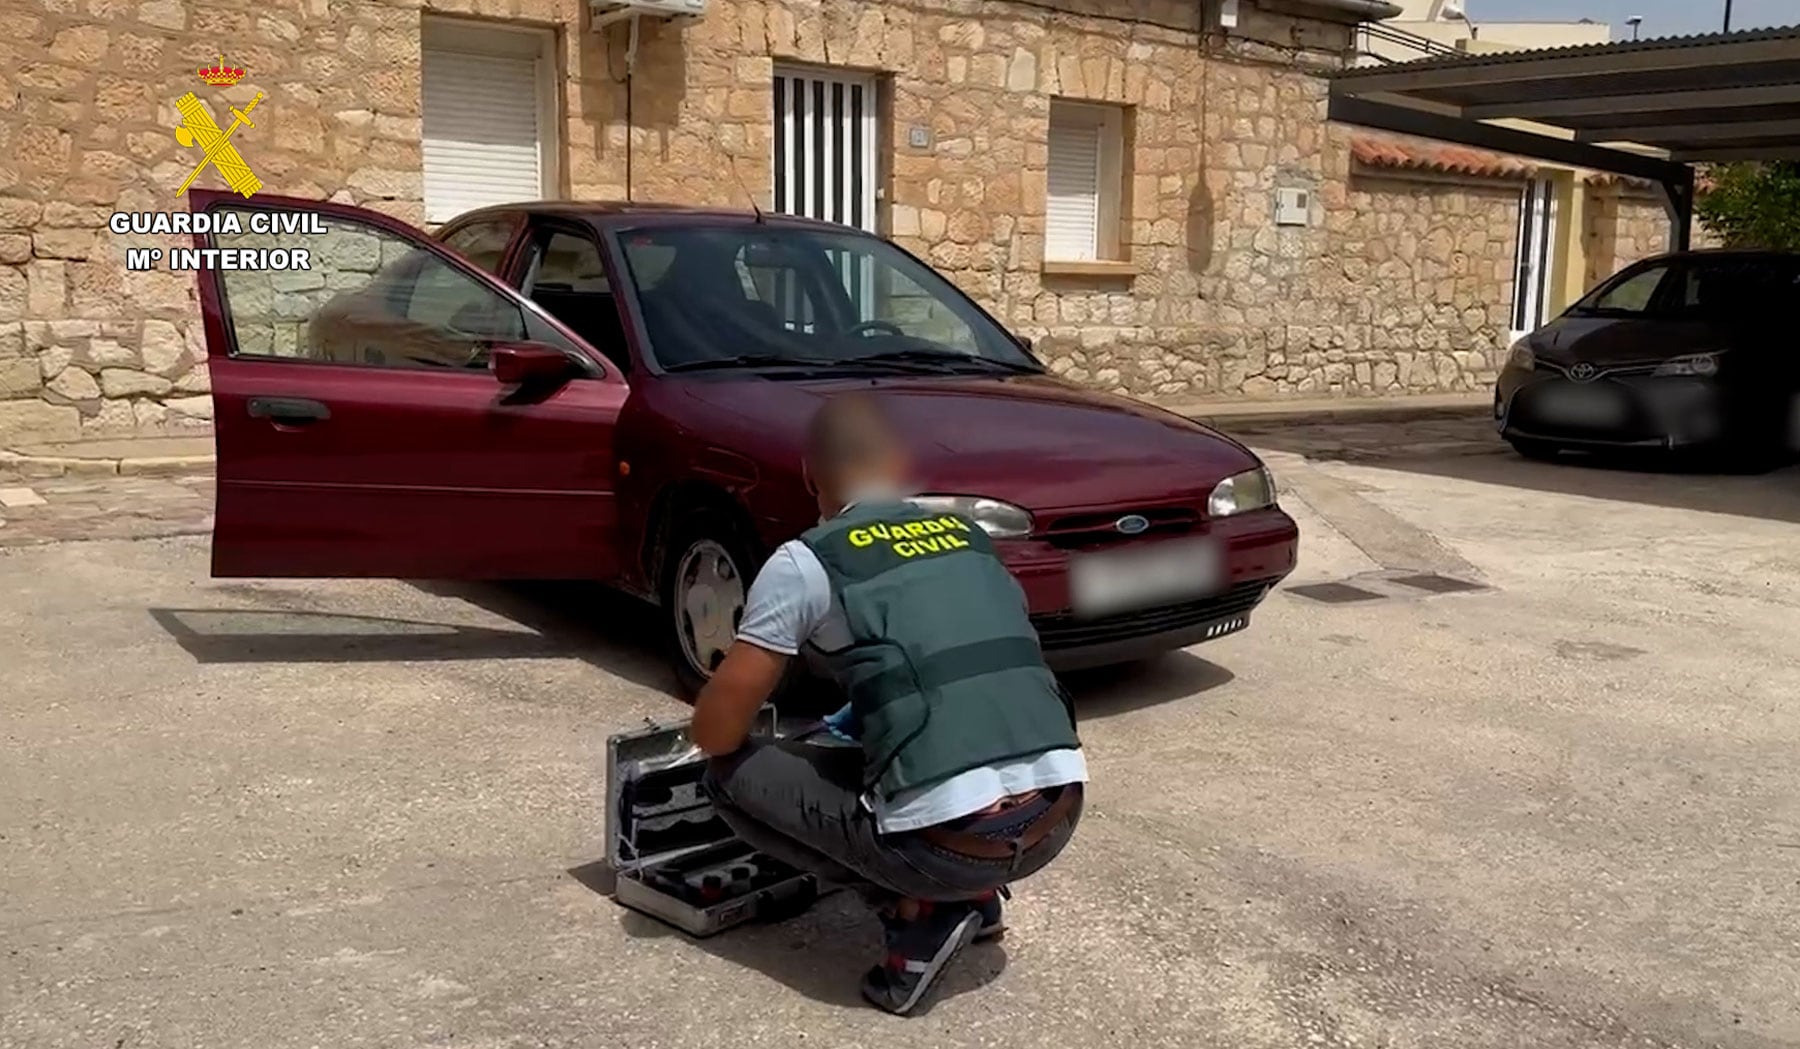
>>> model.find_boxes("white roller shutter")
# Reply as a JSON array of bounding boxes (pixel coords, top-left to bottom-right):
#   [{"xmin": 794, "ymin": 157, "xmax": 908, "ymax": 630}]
[
  {"xmin": 421, "ymin": 45, "xmax": 545, "ymax": 223},
  {"xmin": 1046, "ymin": 116, "xmax": 1101, "ymax": 262}
]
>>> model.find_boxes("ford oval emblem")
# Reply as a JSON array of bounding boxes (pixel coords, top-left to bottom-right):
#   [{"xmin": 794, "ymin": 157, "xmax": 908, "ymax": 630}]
[{"xmin": 1115, "ymin": 514, "xmax": 1150, "ymax": 535}]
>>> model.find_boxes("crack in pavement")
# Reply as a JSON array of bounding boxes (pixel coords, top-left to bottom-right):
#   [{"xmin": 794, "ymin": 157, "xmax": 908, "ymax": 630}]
[{"xmin": 1261, "ymin": 451, "xmax": 1484, "ymax": 583}]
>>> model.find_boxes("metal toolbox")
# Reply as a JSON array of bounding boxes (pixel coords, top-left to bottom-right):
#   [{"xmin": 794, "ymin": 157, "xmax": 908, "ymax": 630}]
[{"xmin": 603, "ymin": 710, "xmax": 821, "ymax": 937}]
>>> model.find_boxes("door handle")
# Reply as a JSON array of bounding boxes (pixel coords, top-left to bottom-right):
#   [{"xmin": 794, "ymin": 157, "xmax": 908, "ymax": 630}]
[{"xmin": 247, "ymin": 397, "xmax": 331, "ymax": 423}]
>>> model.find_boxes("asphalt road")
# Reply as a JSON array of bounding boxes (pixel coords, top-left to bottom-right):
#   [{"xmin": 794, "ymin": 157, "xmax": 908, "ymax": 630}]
[{"xmin": 4, "ymin": 413, "xmax": 1799, "ymax": 1049}]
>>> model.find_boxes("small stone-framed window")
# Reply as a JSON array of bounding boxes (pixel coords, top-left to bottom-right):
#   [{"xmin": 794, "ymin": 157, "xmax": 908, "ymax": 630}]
[{"xmin": 1046, "ymin": 100, "xmax": 1128, "ymax": 263}]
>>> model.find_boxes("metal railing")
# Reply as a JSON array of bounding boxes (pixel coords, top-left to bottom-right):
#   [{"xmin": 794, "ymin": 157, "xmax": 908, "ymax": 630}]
[{"xmin": 1355, "ymin": 21, "xmax": 1468, "ymax": 63}]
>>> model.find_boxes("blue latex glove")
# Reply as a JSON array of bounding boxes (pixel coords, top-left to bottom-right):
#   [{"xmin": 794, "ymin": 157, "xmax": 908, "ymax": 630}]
[{"xmin": 822, "ymin": 701, "xmax": 860, "ymax": 742}]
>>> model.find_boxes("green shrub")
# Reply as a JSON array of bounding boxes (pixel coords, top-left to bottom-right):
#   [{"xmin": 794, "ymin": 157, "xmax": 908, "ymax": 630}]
[{"xmin": 1696, "ymin": 162, "xmax": 1800, "ymax": 251}]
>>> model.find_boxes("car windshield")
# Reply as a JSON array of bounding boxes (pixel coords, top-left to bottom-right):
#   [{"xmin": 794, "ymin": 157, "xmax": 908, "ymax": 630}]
[
  {"xmin": 614, "ymin": 224, "xmax": 1040, "ymax": 373},
  {"xmin": 1568, "ymin": 255, "xmax": 1800, "ymax": 320}
]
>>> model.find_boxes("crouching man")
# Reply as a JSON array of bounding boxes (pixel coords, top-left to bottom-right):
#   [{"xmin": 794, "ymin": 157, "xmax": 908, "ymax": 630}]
[{"xmin": 689, "ymin": 393, "xmax": 1087, "ymax": 1015}]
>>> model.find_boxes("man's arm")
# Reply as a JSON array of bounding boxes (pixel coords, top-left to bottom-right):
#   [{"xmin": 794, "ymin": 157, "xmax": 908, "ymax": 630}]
[
  {"xmin": 687, "ymin": 543, "xmax": 828, "ymax": 756},
  {"xmin": 690, "ymin": 642, "xmax": 791, "ymax": 756}
]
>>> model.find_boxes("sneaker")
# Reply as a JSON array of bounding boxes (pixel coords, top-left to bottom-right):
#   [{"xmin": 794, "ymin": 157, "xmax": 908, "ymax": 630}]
[
  {"xmin": 861, "ymin": 902, "xmax": 982, "ymax": 1016},
  {"xmin": 974, "ymin": 886, "xmax": 1009, "ymax": 942}
]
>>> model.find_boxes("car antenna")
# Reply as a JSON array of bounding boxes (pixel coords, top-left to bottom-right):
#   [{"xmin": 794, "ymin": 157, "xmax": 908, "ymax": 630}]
[{"xmin": 726, "ymin": 152, "xmax": 766, "ymax": 223}]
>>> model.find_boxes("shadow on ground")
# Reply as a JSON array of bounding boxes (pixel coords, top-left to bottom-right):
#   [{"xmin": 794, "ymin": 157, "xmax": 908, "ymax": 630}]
[
  {"xmin": 154, "ymin": 575, "xmax": 1239, "ymax": 724},
  {"xmin": 148, "ymin": 579, "xmax": 683, "ymax": 694},
  {"xmin": 1221, "ymin": 407, "xmax": 1800, "ymax": 525},
  {"xmin": 1061, "ymin": 651, "xmax": 1235, "ymax": 719},
  {"xmin": 415, "ymin": 579, "xmax": 679, "ymax": 693},
  {"xmin": 591, "ymin": 879, "xmax": 1007, "ymax": 1013},
  {"xmin": 147, "ymin": 607, "xmax": 573, "ymax": 663}
]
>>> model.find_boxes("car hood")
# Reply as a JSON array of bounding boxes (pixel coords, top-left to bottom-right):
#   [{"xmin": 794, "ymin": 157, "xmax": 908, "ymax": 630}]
[
  {"xmin": 1529, "ymin": 314, "xmax": 1723, "ymax": 365},
  {"xmin": 669, "ymin": 373, "xmax": 1260, "ymax": 511}
]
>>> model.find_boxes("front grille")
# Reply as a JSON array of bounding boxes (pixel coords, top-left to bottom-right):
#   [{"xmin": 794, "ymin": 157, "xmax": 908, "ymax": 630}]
[
  {"xmin": 1541, "ymin": 360, "xmax": 1658, "ymax": 380},
  {"xmin": 1033, "ymin": 581, "xmax": 1270, "ymax": 650},
  {"xmin": 1041, "ymin": 506, "xmax": 1201, "ymax": 548}
]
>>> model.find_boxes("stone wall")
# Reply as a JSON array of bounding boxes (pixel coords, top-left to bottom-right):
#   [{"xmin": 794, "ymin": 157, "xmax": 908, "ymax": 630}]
[
  {"xmin": 0, "ymin": 0, "xmax": 1682, "ymax": 444},
  {"xmin": 1320, "ymin": 169, "xmax": 1519, "ymax": 396},
  {"xmin": 1583, "ymin": 182, "xmax": 1676, "ymax": 291}
]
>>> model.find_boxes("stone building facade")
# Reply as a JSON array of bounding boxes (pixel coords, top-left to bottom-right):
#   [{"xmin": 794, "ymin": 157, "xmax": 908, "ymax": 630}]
[{"xmin": 0, "ymin": 0, "xmax": 1680, "ymax": 443}]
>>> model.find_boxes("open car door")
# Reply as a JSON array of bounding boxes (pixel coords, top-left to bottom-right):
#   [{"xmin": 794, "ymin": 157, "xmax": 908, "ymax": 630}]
[{"xmin": 190, "ymin": 189, "xmax": 629, "ymax": 581}]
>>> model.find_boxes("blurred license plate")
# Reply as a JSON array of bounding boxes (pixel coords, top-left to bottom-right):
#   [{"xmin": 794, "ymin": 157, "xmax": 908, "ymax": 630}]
[
  {"xmin": 1537, "ymin": 384, "xmax": 1627, "ymax": 427},
  {"xmin": 1070, "ymin": 538, "xmax": 1220, "ymax": 618}
]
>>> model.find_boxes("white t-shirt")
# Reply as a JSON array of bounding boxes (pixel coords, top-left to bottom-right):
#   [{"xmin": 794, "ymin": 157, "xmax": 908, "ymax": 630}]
[{"xmin": 735, "ymin": 538, "xmax": 1089, "ymax": 833}]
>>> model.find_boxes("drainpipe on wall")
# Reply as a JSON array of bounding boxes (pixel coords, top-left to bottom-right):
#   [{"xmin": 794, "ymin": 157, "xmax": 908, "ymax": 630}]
[{"xmin": 1261, "ymin": 0, "xmax": 1405, "ymax": 21}]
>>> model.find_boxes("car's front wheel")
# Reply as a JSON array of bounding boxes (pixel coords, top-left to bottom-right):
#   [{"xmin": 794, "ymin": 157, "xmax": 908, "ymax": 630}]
[{"xmin": 661, "ymin": 515, "xmax": 757, "ymax": 698}]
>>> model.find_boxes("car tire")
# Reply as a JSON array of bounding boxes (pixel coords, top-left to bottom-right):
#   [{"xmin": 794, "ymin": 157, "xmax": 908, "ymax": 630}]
[
  {"xmin": 1507, "ymin": 437, "xmax": 1560, "ymax": 461},
  {"xmin": 660, "ymin": 510, "xmax": 762, "ymax": 699}
]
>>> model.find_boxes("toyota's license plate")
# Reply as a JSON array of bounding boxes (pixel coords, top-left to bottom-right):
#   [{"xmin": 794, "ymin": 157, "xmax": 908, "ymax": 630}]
[
  {"xmin": 1537, "ymin": 384, "xmax": 1627, "ymax": 427},
  {"xmin": 1070, "ymin": 538, "xmax": 1221, "ymax": 618}
]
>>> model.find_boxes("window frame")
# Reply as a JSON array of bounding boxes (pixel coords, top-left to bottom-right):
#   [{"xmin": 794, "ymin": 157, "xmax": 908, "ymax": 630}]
[
  {"xmin": 1045, "ymin": 99, "xmax": 1127, "ymax": 263},
  {"xmin": 436, "ymin": 213, "xmax": 526, "ymax": 276},
  {"xmin": 420, "ymin": 17, "xmax": 561, "ymax": 224},
  {"xmin": 600, "ymin": 218, "xmax": 1041, "ymax": 376},
  {"xmin": 519, "ymin": 222, "xmax": 615, "ymax": 298},
  {"xmin": 208, "ymin": 205, "xmax": 603, "ymax": 377}
]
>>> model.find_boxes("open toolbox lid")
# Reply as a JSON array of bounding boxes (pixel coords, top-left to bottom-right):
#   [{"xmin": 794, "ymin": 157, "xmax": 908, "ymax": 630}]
[{"xmin": 604, "ymin": 707, "xmax": 778, "ymax": 876}]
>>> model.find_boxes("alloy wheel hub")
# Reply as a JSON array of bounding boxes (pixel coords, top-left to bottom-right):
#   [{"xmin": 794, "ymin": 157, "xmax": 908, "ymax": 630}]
[{"xmin": 676, "ymin": 540, "xmax": 743, "ymax": 677}]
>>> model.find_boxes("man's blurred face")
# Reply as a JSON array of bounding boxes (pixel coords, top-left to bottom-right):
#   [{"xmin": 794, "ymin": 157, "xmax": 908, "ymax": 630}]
[{"xmin": 808, "ymin": 398, "xmax": 914, "ymax": 518}]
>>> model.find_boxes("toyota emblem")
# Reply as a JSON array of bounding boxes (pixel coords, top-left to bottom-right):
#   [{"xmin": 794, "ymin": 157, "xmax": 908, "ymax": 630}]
[
  {"xmin": 1569, "ymin": 362, "xmax": 1597, "ymax": 381},
  {"xmin": 1115, "ymin": 514, "xmax": 1150, "ymax": 535}
]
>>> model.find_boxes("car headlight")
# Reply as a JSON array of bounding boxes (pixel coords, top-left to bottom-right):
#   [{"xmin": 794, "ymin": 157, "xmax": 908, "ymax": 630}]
[
  {"xmin": 1507, "ymin": 341, "xmax": 1535, "ymax": 372},
  {"xmin": 1653, "ymin": 352, "xmax": 1722, "ymax": 378},
  {"xmin": 905, "ymin": 495, "xmax": 1034, "ymax": 538},
  {"xmin": 1207, "ymin": 467, "xmax": 1277, "ymax": 519}
]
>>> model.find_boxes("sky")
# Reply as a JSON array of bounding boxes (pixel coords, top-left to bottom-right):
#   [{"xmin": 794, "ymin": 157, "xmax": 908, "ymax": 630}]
[{"xmin": 1468, "ymin": 0, "xmax": 1799, "ymax": 39}]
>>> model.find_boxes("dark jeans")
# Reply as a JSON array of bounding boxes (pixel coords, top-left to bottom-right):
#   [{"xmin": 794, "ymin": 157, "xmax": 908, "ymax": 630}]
[{"xmin": 702, "ymin": 737, "xmax": 1082, "ymax": 903}]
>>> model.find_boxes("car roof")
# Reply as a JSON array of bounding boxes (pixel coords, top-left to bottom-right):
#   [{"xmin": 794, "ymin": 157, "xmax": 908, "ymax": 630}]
[
  {"xmin": 442, "ymin": 200, "xmax": 862, "ymax": 234},
  {"xmin": 1647, "ymin": 248, "xmax": 1800, "ymax": 262}
]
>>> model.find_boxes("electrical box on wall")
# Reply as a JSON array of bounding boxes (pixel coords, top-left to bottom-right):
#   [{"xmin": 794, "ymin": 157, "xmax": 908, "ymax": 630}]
[
  {"xmin": 1274, "ymin": 187, "xmax": 1310, "ymax": 227},
  {"xmin": 590, "ymin": 0, "xmax": 706, "ymax": 30}
]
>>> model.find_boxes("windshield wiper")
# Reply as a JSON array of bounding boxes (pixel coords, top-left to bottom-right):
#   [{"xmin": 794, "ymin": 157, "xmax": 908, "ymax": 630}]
[
  {"xmin": 663, "ymin": 353, "xmax": 847, "ymax": 372},
  {"xmin": 848, "ymin": 349, "xmax": 1040, "ymax": 374}
]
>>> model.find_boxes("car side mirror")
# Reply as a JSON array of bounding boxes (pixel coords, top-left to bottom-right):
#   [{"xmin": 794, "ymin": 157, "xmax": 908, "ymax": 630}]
[{"xmin": 491, "ymin": 343, "xmax": 575, "ymax": 386}]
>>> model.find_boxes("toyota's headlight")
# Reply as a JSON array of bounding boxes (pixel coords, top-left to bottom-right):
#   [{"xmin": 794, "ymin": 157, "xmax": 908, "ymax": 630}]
[
  {"xmin": 1507, "ymin": 341, "xmax": 1535, "ymax": 372},
  {"xmin": 1208, "ymin": 467, "xmax": 1277, "ymax": 519},
  {"xmin": 1653, "ymin": 352, "xmax": 1722, "ymax": 378},
  {"xmin": 906, "ymin": 495, "xmax": 1034, "ymax": 538}
]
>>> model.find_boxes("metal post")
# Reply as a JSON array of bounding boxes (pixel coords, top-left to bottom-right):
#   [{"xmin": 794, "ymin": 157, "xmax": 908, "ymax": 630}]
[
  {"xmin": 1724, "ymin": 0, "xmax": 1734, "ymax": 32},
  {"xmin": 1661, "ymin": 171, "xmax": 1696, "ymax": 253}
]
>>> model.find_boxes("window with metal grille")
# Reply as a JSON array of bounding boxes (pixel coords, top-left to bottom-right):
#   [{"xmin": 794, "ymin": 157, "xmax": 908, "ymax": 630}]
[{"xmin": 1510, "ymin": 177, "xmax": 1557, "ymax": 336}]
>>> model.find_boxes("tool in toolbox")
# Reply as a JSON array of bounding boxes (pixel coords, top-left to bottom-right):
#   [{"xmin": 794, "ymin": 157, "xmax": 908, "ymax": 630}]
[{"xmin": 601, "ymin": 707, "xmax": 825, "ymax": 937}]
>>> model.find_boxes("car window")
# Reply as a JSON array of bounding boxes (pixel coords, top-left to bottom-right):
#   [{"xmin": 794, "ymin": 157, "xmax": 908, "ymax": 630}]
[
  {"xmin": 1672, "ymin": 257, "xmax": 1800, "ymax": 319},
  {"xmin": 617, "ymin": 225, "xmax": 1034, "ymax": 371},
  {"xmin": 439, "ymin": 219, "xmax": 514, "ymax": 274},
  {"xmin": 1579, "ymin": 264, "xmax": 1671, "ymax": 315},
  {"xmin": 734, "ymin": 243, "xmax": 823, "ymax": 333},
  {"xmin": 520, "ymin": 229, "xmax": 632, "ymax": 373},
  {"xmin": 212, "ymin": 207, "xmax": 525, "ymax": 369},
  {"xmin": 527, "ymin": 230, "xmax": 610, "ymax": 292}
]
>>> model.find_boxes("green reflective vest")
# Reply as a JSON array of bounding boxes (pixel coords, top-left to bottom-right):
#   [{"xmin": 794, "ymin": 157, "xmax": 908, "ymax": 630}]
[{"xmin": 799, "ymin": 500, "xmax": 1080, "ymax": 801}]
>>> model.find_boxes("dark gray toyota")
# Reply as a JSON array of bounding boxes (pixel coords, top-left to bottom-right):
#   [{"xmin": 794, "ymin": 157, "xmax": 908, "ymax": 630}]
[{"xmin": 1494, "ymin": 249, "xmax": 1800, "ymax": 465}]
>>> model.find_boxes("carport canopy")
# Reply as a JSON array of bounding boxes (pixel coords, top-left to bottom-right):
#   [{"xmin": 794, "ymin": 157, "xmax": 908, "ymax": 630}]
[{"xmin": 1329, "ymin": 25, "xmax": 1800, "ymax": 251}]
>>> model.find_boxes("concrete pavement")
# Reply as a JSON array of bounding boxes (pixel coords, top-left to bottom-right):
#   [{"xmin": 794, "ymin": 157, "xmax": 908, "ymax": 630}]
[{"xmin": 3, "ymin": 414, "xmax": 1798, "ymax": 1048}]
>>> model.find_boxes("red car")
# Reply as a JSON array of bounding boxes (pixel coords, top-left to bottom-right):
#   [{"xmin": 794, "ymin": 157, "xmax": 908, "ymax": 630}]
[{"xmin": 191, "ymin": 190, "xmax": 1299, "ymax": 694}]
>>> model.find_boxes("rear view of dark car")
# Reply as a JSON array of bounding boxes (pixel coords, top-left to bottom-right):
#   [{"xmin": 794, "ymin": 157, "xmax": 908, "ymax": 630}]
[{"xmin": 1495, "ymin": 250, "xmax": 1800, "ymax": 466}]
